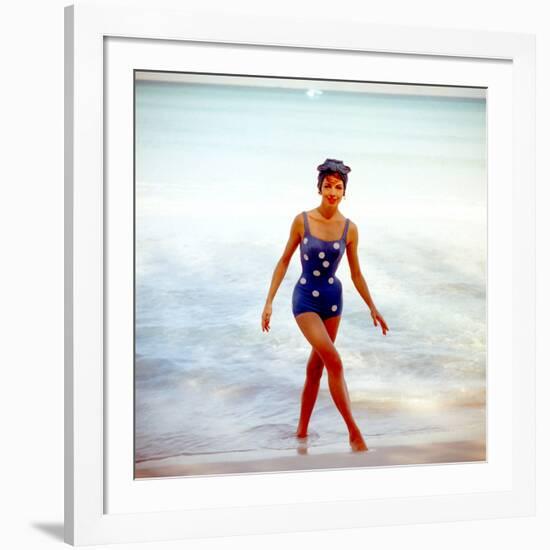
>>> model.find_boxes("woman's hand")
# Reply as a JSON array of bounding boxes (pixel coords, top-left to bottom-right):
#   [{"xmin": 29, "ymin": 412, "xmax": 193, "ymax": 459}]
[
  {"xmin": 370, "ymin": 308, "xmax": 389, "ymax": 336},
  {"xmin": 262, "ymin": 303, "xmax": 273, "ymax": 332}
]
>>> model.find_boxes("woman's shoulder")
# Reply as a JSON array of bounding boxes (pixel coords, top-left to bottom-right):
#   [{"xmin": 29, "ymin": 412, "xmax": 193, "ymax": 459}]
[
  {"xmin": 290, "ymin": 212, "xmax": 305, "ymax": 231},
  {"xmin": 346, "ymin": 219, "xmax": 359, "ymax": 242}
]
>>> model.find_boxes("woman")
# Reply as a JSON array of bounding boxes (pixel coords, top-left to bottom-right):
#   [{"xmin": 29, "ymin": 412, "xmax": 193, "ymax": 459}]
[{"xmin": 261, "ymin": 158, "xmax": 389, "ymax": 452}]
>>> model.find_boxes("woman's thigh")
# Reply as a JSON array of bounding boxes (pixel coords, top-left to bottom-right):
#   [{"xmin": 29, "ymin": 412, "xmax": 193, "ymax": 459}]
[
  {"xmin": 304, "ymin": 315, "xmax": 341, "ymax": 372},
  {"xmin": 295, "ymin": 312, "xmax": 342, "ymax": 365},
  {"xmin": 323, "ymin": 315, "xmax": 341, "ymax": 343}
]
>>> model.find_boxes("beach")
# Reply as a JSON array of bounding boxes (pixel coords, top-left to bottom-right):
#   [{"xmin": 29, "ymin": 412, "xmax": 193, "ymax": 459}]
[
  {"xmin": 134, "ymin": 77, "xmax": 487, "ymax": 480},
  {"xmin": 135, "ymin": 436, "xmax": 486, "ymax": 479},
  {"xmin": 135, "ymin": 415, "xmax": 486, "ymax": 478}
]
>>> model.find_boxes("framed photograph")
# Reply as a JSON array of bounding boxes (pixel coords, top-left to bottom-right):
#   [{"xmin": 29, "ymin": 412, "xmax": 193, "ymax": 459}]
[
  {"xmin": 132, "ymin": 70, "xmax": 488, "ymax": 480},
  {"xmin": 65, "ymin": 0, "xmax": 535, "ymax": 545}
]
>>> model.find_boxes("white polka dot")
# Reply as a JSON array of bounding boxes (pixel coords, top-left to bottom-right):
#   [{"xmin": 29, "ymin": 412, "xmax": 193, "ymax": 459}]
[
  {"xmin": 313, "ymin": 270, "xmax": 320, "ymax": 276},
  {"xmin": 304, "ymin": 254, "xmax": 309, "ymax": 261},
  {"xmin": 333, "ymin": 242, "xmax": 340, "ymax": 250},
  {"xmin": 300, "ymin": 278, "xmax": 306, "ymax": 285},
  {"xmin": 328, "ymin": 277, "xmax": 334, "ymax": 284},
  {"xmin": 318, "ymin": 252, "xmax": 325, "ymax": 259},
  {"xmin": 312, "ymin": 290, "xmax": 320, "ymax": 297},
  {"xmin": 303, "ymin": 237, "xmax": 308, "ymax": 244},
  {"xmin": 331, "ymin": 305, "xmax": 338, "ymax": 312},
  {"xmin": 322, "ymin": 260, "xmax": 330, "ymax": 268}
]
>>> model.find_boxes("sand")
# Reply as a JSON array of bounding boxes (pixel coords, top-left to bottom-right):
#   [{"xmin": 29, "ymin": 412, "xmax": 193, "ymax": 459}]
[{"xmin": 135, "ymin": 438, "xmax": 486, "ymax": 479}]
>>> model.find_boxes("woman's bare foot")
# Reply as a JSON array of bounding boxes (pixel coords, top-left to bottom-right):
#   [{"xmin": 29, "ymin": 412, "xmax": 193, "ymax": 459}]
[{"xmin": 349, "ymin": 430, "xmax": 368, "ymax": 452}]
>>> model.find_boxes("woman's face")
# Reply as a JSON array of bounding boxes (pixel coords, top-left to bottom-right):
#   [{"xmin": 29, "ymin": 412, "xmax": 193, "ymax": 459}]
[{"xmin": 320, "ymin": 173, "xmax": 345, "ymax": 206}]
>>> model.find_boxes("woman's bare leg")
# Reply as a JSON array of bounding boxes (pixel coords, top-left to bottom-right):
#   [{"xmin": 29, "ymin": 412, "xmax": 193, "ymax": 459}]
[
  {"xmin": 296, "ymin": 315, "xmax": 341, "ymax": 438},
  {"xmin": 295, "ymin": 312, "xmax": 367, "ymax": 451}
]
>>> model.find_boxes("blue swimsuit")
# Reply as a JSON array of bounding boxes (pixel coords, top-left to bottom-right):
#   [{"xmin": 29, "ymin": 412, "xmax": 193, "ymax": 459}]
[{"xmin": 292, "ymin": 211, "xmax": 350, "ymax": 320}]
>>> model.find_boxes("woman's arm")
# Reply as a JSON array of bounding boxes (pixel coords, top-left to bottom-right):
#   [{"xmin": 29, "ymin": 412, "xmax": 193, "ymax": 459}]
[
  {"xmin": 346, "ymin": 222, "xmax": 389, "ymax": 335},
  {"xmin": 262, "ymin": 215, "xmax": 302, "ymax": 332}
]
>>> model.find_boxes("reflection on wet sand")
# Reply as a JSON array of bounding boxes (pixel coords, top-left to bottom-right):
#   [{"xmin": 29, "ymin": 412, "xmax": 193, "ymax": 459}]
[{"xmin": 135, "ymin": 437, "xmax": 485, "ymax": 479}]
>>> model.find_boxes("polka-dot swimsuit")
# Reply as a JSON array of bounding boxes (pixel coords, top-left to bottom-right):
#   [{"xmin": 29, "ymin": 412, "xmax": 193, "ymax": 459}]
[{"xmin": 292, "ymin": 211, "xmax": 350, "ymax": 320}]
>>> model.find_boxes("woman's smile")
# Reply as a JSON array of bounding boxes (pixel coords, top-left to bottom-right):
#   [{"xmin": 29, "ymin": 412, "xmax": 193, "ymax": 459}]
[{"xmin": 321, "ymin": 173, "xmax": 345, "ymax": 205}]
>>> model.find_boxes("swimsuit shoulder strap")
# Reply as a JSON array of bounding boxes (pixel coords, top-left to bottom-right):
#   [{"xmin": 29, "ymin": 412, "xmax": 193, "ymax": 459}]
[
  {"xmin": 342, "ymin": 218, "xmax": 351, "ymax": 241},
  {"xmin": 302, "ymin": 211, "xmax": 310, "ymax": 236}
]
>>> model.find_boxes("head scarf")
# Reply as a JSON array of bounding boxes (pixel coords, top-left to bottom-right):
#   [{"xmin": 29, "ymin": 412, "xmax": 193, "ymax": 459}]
[{"xmin": 317, "ymin": 158, "xmax": 351, "ymax": 190}]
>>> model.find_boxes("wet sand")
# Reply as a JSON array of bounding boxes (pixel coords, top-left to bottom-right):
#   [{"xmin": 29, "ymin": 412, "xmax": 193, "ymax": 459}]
[{"xmin": 135, "ymin": 438, "xmax": 486, "ymax": 479}]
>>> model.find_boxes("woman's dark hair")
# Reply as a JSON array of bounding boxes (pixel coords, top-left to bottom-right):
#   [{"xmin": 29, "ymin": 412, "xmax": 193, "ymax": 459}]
[{"xmin": 317, "ymin": 158, "xmax": 351, "ymax": 194}]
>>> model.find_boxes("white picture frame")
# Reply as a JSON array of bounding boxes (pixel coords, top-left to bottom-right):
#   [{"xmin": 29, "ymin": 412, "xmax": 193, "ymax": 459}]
[{"xmin": 64, "ymin": 0, "xmax": 535, "ymax": 545}]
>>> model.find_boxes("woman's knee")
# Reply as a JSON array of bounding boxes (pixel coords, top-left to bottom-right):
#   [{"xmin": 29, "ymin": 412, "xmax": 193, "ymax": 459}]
[
  {"xmin": 319, "ymin": 348, "xmax": 343, "ymax": 376},
  {"xmin": 306, "ymin": 352, "xmax": 323, "ymax": 381}
]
